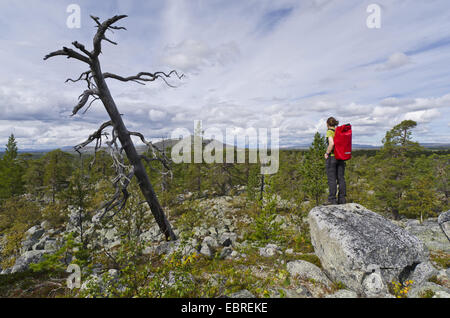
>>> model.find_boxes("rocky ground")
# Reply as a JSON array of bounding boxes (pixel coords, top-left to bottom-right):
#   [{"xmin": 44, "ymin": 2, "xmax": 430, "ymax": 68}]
[{"xmin": 0, "ymin": 193, "xmax": 449, "ymax": 298}]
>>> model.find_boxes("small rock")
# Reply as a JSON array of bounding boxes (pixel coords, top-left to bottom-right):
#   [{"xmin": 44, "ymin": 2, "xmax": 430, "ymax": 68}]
[
  {"xmin": 286, "ymin": 260, "xmax": 332, "ymax": 288},
  {"xmin": 295, "ymin": 286, "xmax": 313, "ymax": 297},
  {"xmin": 219, "ymin": 232, "xmax": 237, "ymax": 246},
  {"xmin": 230, "ymin": 251, "xmax": 239, "ymax": 258},
  {"xmin": 209, "ymin": 274, "xmax": 228, "ymax": 287},
  {"xmin": 259, "ymin": 244, "xmax": 281, "ymax": 257},
  {"xmin": 11, "ymin": 250, "xmax": 48, "ymax": 273},
  {"xmin": 21, "ymin": 239, "xmax": 35, "ymax": 253},
  {"xmin": 408, "ymin": 261, "xmax": 438, "ymax": 286},
  {"xmin": 25, "ymin": 226, "xmax": 45, "ymax": 242},
  {"xmin": 270, "ymin": 287, "xmax": 307, "ymax": 298},
  {"xmin": 433, "ymin": 291, "xmax": 450, "ymax": 298},
  {"xmin": 40, "ymin": 220, "xmax": 52, "ymax": 231},
  {"xmin": 80, "ymin": 274, "xmax": 100, "ymax": 291},
  {"xmin": 202, "ymin": 236, "xmax": 219, "ymax": 249},
  {"xmin": 229, "ymin": 289, "xmax": 255, "ymax": 298},
  {"xmin": 44, "ymin": 238, "xmax": 58, "ymax": 251},
  {"xmin": 33, "ymin": 236, "xmax": 49, "ymax": 251},
  {"xmin": 193, "ymin": 227, "xmax": 208, "ymax": 237},
  {"xmin": 155, "ymin": 241, "xmax": 176, "ymax": 255},
  {"xmin": 219, "ymin": 247, "xmax": 233, "ymax": 259},
  {"xmin": 165, "ymin": 271, "xmax": 195, "ymax": 288},
  {"xmin": 91, "ymin": 212, "xmax": 102, "ymax": 224},
  {"xmin": 182, "ymin": 244, "xmax": 197, "ymax": 257},
  {"xmin": 108, "ymin": 269, "xmax": 119, "ymax": 278},
  {"xmin": 437, "ymin": 269, "xmax": 449, "ymax": 285},
  {"xmin": 408, "ymin": 282, "xmax": 450, "ymax": 298},
  {"xmin": 208, "ymin": 227, "xmax": 217, "ymax": 236},
  {"xmin": 200, "ymin": 244, "xmax": 213, "ymax": 258},
  {"xmin": 221, "ymin": 238, "xmax": 232, "ymax": 247},
  {"xmin": 143, "ymin": 246, "xmax": 155, "ymax": 255},
  {"xmin": 362, "ymin": 271, "xmax": 387, "ymax": 297},
  {"xmin": 106, "ymin": 240, "xmax": 121, "ymax": 249},
  {"xmin": 325, "ymin": 289, "xmax": 358, "ymax": 298}
]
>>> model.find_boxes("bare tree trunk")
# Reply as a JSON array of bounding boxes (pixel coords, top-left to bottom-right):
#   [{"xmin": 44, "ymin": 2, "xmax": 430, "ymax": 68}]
[
  {"xmin": 90, "ymin": 59, "xmax": 176, "ymax": 240},
  {"xmin": 160, "ymin": 137, "xmax": 169, "ymax": 192},
  {"xmin": 260, "ymin": 174, "xmax": 265, "ymax": 201}
]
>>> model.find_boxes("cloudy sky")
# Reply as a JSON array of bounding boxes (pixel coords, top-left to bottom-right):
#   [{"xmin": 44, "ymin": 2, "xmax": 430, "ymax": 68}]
[{"xmin": 1, "ymin": 0, "xmax": 449, "ymax": 150}]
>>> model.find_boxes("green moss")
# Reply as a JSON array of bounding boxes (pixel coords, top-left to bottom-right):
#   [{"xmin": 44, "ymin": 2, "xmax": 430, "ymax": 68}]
[
  {"xmin": 295, "ymin": 254, "xmax": 322, "ymax": 269},
  {"xmin": 419, "ymin": 289, "xmax": 435, "ymax": 298},
  {"xmin": 430, "ymin": 251, "xmax": 450, "ymax": 269},
  {"xmin": 332, "ymin": 281, "xmax": 347, "ymax": 291}
]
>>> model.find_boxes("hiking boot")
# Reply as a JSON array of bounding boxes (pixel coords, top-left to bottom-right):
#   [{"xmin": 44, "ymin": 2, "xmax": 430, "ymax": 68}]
[{"xmin": 338, "ymin": 198, "xmax": 346, "ymax": 204}]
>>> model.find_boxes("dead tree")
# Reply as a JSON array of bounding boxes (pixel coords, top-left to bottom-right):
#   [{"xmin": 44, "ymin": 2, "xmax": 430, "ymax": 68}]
[{"xmin": 44, "ymin": 15, "xmax": 181, "ymax": 240}]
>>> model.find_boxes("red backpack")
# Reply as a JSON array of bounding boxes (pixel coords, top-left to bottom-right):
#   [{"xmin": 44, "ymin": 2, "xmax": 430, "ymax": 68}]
[{"xmin": 334, "ymin": 124, "xmax": 352, "ymax": 161}]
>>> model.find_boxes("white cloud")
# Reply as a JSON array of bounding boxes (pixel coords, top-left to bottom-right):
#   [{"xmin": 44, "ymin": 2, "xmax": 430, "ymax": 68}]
[
  {"xmin": 403, "ymin": 109, "xmax": 440, "ymax": 123},
  {"xmin": 161, "ymin": 39, "xmax": 240, "ymax": 73},
  {"xmin": 377, "ymin": 52, "xmax": 411, "ymax": 71},
  {"xmin": 148, "ymin": 109, "xmax": 167, "ymax": 121}
]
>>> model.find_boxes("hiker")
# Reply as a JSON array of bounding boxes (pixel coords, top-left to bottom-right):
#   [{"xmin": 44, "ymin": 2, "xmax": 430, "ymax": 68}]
[{"xmin": 324, "ymin": 117, "xmax": 346, "ymax": 204}]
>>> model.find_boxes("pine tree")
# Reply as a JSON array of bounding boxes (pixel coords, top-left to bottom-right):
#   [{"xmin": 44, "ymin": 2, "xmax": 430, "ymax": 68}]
[
  {"xmin": 380, "ymin": 120, "xmax": 422, "ymax": 158},
  {"xmin": 401, "ymin": 155, "xmax": 438, "ymax": 222},
  {"xmin": 22, "ymin": 158, "xmax": 45, "ymax": 198},
  {"xmin": 299, "ymin": 132, "xmax": 327, "ymax": 205},
  {"xmin": 374, "ymin": 120, "xmax": 425, "ymax": 219}
]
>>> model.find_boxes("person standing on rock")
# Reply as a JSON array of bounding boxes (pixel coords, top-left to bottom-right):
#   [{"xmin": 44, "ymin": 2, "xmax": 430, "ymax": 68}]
[{"xmin": 324, "ymin": 117, "xmax": 346, "ymax": 204}]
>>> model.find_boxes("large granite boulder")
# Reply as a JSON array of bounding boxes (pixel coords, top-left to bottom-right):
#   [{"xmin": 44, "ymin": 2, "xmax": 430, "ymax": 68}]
[{"xmin": 308, "ymin": 203, "xmax": 429, "ymax": 295}]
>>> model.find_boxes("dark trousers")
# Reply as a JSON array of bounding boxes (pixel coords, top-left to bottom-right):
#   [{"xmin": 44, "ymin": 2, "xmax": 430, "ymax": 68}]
[{"xmin": 326, "ymin": 156, "xmax": 346, "ymax": 204}]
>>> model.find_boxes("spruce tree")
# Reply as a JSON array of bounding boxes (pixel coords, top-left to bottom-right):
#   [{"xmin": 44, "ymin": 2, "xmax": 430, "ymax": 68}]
[
  {"xmin": 42, "ymin": 149, "xmax": 73, "ymax": 203},
  {"xmin": 0, "ymin": 134, "xmax": 24, "ymax": 200}
]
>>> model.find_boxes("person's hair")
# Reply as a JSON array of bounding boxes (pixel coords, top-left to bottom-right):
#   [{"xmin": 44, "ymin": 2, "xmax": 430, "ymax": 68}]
[{"xmin": 327, "ymin": 117, "xmax": 339, "ymax": 127}]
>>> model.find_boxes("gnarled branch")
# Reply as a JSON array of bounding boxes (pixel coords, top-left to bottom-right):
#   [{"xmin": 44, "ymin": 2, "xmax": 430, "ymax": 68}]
[
  {"xmin": 103, "ymin": 70, "xmax": 184, "ymax": 87},
  {"xmin": 74, "ymin": 120, "xmax": 112, "ymax": 154},
  {"xmin": 43, "ymin": 46, "xmax": 91, "ymax": 64},
  {"xmin": 71, "ymin": 89, "xmax": 99, "ymax": 116},
  {"xmin": 91, "ymin": 15, "xmax": 128, "ymax": 57},
  {"xmin": 72, "ymin": 41, "xmax": 92, "ymax": 58}
]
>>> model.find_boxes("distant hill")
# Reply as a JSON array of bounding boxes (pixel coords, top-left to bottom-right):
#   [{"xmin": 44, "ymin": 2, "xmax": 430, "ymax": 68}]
[
  {"xmin": 418, "ymin": 143, "xmax": 450, "ymax": 149},
  {"xmin": 4, "ymin": 140, "xmax": 449, "ymax": 156}
]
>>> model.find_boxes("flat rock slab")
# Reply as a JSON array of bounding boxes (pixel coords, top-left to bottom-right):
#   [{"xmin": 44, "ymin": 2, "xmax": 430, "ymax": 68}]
[{"xmin": 308, "ymin": 203, "xmax": 428, "ymax": 294}]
